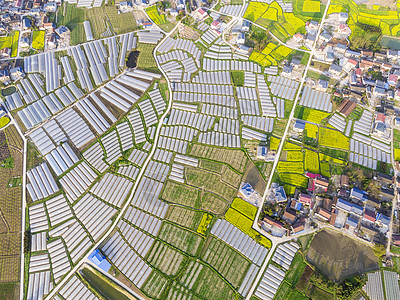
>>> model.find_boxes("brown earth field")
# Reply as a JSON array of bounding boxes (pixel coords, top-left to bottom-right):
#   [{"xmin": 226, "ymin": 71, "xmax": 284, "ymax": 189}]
[
  {"xmin": 306, "ymin": 229, "xmax": 378, "ymax": 282},
  {"xmin": 243, "ymin": 161, "xmax": 266, "ymax": 194}
]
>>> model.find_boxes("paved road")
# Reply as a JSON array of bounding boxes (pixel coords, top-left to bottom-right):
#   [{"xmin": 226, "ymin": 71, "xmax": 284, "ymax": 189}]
[
  {"xmin": 44, "ymin": 22, "xmax": 179, "ymax": 299},
  {"xmin": 245, "ymin": 1, "xmax": 332, "ymax": 298}
]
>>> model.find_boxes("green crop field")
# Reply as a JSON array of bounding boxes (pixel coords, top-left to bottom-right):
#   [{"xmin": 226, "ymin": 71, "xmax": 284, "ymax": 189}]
[
  {"xmin": 179, "ymin": 260, "xmax": 236, "ymax": 299},
  {"xmin": 285, "ymin": 252, "xmax": 307, "ymax": 286},
  {"xmin": 161, "ymin": 181, "xmax": 199, "ymax": 207},
  {"xmin": 147, "ymin": 241, "xmax": 186, "ymax": 275},
  {"xmin": 200, "ymin": 159, "xmax": 224, "ymax": 173},
  {"xmin": 190, "ymin": 144, "xmax": 248, "ymax": 173},
  {"xmin": 186, "ymin": 168, "xmax": 236, "ymax": 201},
  {"xmin": 201, "ymin": 237, "xmax": 250, "ymax": 288},
  {"xmin": 158, "ymin": 223, "xmax": 203, "ymax": 256},
  {"xmin": 231, "ymin": 71, "xmax": 244, "ymax": 86},
  {"xmin": 166, "ymin": 206, "xmax": 204, "ymax": 230},
  {"xmin": 201, "ymin": 192, "xmax": 230, "ymax": 215},
  {"xmin": 57, "ymin": 4, "xmax": 137, "ymax": 43},
  {"xmin": 32, "ymin": 31, "xmax": 45, "ymax": 49},
  {"xmin": 137, "ymin": 43, "xmax": 157, "ymax": 71},
  {"xmin": 142, "ymin": 271, "xmax": 169, "ymax": 299},
  {"xmin": 104, "ymin": 6, "xmax": 137, "ymax": 34}
]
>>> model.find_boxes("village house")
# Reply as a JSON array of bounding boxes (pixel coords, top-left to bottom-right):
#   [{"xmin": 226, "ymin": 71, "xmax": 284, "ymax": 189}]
[{"xmin": 282, "ymin": 208, "xmax": 297, "ymax": 224}]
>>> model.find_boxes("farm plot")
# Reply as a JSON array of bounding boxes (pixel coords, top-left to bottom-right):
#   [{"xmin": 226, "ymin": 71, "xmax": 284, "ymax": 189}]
[
  {"xmin": 4, "ymin": 126, "xmax": 22, "ymax": 149},
  {"xmin": 304, "ymin": 149, "xmax": 319, "ymax": 173},
  {"xmin": 0, "ymin": 256, "xmax": 19, "ymax": 282},
  {"xmin": 295, "ymin": 106, "xmax": 331, "ymax": 124},
  {"xmin": 146, "ymin": 6, "xmax": 167, "ymax": 25},
  {"xmin": 197, "ymin": 214, "xmax": 212, "ymax": 235},
  {"xmin": 157, "ymin": 222, "xmax": 203, "ymax": 256},
  {"xmin": 161, "ymin": 181, "xmax": 199, "ymax": 207},
  {"xmin": 231, "ymin": 198, "xmax": 257, "ymax": 219},
  {"xmin": 142, "ymin": 271, "xmax": 169, "ymax": 299},
  {"xmin": 225, "ymin": 208, "xmax": 271, "ymax": 247},
  {"xmin": 269, "ymin": 136, "xmax": 281, "ymax": 151},
  {"xmin": 395, "ymin": 148, "xmax": 400, "ymax": 161},
  {"xmin": 0, "ymin": 31, "xmax": 18, "ymax": 57},
  {"xmin": 286, "ymin": 151, "xmax": 303, "ymax": 161},
  {"xmin": 166, "ymin": 206, "xmax": 204, "ymax": 230},
  {"xmin": 302, "ymin": 0, "xmax": 320, "ymax": 13},
  {"xmin": 190, "ymin": 144, "xmax": 247, "ymax": 173},
  {"xmin": 250, "ymin": 43, "xmax": 293, "ymax": 67},
  {"xmin": 243, "ymin": 161, "xmax": 267, "ymax": 193},
  {"xmin": 104, "ymin": 6, "xmax": 137, "ymax": 34},
  {"xmin": 244, "ymin": 1, "xmax": 306, "ymax": 42},
  {"xmin": 0, "ymin": 126, "xmax": 23, "ymax": 241},
  {"xmin": 305, "ymin": 123, "xmax": 318, "ymax": 139},
  {"xmin": 147, "ymin": 241, "xmax": 186, "ymax": 276},
  {"xmin": 31, "ymin": 31, "xmax": 45, "ymax": 49},
  {"xmin": 199, "ymin": 160, "xmax": 241, "ymax": 188},
  {"xmin": 277, "ymin": 161, "xmax": 304, "ymax": 174},
  {"xmin": 306, "ymin": 229, "xmax": 378, "ymax": 282},
  {"xmin": 285, "ymin": 252, "xmax": 307, "ymax": 286},
  {"xmin": 199, "ymin": 159, "xmax": 224, "ymax": 173},
  {"xmin": 201, "ymin": 237, "xmax": 250, "ymax": 288},
  {"xmin": 137, "ymin": 43, "xmax": 157, "ymax": 71},
  {"xmin": 221, "ymin": 165, "xmax": 242, "ymax": 188},
  {"xmin": 283, "ymin": 142, "xmax": 302, "ymax": 151},
  {"xmin": 319, "ymin": 128, "xmax": 349, "ymax": 150},
  {"xmin": 279, "ymin": 173, "xmax": 309, "ymax": 188},
  {"xmin": 0, "ymin": 233, "xmax": 20, "ymax": 256},
  {"xmin": 186, "ymin": 168, "xmax": 236, "ymax": 201},
  {"xmin": 179, "ymin": 260, "xmax": 236, "ymax": 299},
  {"xmin": 165, "ymin": 281, "xmax": 197, "ymax": 299},
  {"xmin": 201, "ymin": 192, "xmax": 230, "ymax": 215}
]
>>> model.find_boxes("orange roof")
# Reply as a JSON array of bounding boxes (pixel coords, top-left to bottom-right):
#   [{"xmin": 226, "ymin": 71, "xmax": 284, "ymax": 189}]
[{"xmin": 317, "ymin": 207, "xmax": 331, "ymax": 219}]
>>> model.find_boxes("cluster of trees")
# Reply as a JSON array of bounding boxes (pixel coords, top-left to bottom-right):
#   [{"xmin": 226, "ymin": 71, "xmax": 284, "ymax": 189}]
[
  {"xmin": 346, "ymin": 167, "xmax": 381, "ymax": 199},
  {"xmin": 310, "ymin": 271, "xmax": 366, "ymax": 299},
  {"xmin": 349, "ymin": 23, "xmax": 382, "ymax": 52},
  {"xmin": 246, "ymin": 28, "xmax": 270, "ymax": 52}
]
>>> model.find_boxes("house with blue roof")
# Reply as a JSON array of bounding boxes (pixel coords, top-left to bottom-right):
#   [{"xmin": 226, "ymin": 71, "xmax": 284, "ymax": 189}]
[
  {"xmin": 350, "ymin": 203, "xmax": 363, "ymax": 216},
  {"xmin": 88, "ymin": 250, "xmax": 111, "ymax": 272},
  {"xmin": 336, "ymin": 198, "xmax": 352, "ymax": 212},
  {"xmin": 256, "ymin": 145, "xmax": 267, "ymax": 160},
  {"xmin": 273, "ymin": 185, "xmax": 287, "ymax": 203},
  {"xmin": 350, "ymin": 187, "xmax": 367, "ymax": 202},
  {"xmin": 293, "ymin": 120, "xmax": 305, "ymax": 132},
  {"xmin": 346, "ymin": 217, "xmax": 359, "ymax": 229},
  {"xmin": 238, "ymin": 182, "xmax": 255, "ymax": 200},
  {"xmin": 376, "ymin": 213, "xmax": 391, "ymax": 228}
]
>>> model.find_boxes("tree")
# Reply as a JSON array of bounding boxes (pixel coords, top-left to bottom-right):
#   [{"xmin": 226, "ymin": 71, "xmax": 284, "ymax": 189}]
[{"xmin": 373, "ymin": 243, "xmax": 386, "ymax": 257}]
